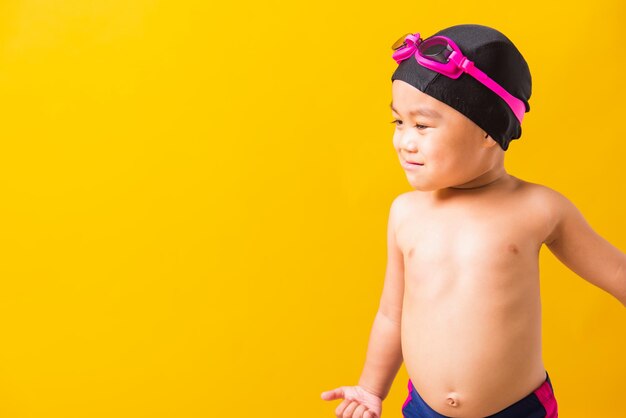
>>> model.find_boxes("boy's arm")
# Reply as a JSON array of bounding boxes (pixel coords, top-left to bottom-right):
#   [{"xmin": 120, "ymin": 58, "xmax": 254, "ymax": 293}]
[
  {"xmin": 544, "ymin": 189, "xmax": 626, "ymax": 307},
  {"xmin": 357, "ymin": 195, "xmax": 406, "ymax": 400}
]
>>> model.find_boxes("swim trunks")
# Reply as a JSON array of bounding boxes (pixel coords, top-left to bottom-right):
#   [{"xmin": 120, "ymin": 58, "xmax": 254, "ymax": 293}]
[{"xmin": 402, "ymin": 371, "xmax": 558, "ymax": 417}]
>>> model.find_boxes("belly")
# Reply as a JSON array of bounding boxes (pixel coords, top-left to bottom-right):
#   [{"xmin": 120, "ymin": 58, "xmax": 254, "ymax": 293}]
[{"xmin": 401, "ymin": 266, "xmax": 545, "ymax": 417}]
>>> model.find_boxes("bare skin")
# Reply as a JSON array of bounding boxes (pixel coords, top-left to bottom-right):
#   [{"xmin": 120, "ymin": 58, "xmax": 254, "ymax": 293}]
[
  {"xmin": 397, "ymin": 177, "xmax": 547, "ymax": 417},
  {"xmin": 322, "ymin": 80, "xmax": 626, "ymax": 418}
]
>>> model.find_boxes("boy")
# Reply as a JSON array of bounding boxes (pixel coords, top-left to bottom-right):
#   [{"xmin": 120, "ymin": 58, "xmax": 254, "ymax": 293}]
[{"xmin": 321, "ymin": 24, "xmax": 626, "ymax": 418}]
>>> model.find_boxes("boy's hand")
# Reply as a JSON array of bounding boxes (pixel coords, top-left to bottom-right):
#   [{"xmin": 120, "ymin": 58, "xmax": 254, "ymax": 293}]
[{"xmin": 321, "ymin": 385, "xmax": 382, "ymax": 418}]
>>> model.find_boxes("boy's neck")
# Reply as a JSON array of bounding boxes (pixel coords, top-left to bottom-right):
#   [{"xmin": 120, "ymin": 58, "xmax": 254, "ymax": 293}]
[
  {"xmin": 451, "ymin": 165, "xmax": 509, "ymax": 189},
  {"xmin": 432, "ymin": 164, "xmax": 512, "ymax": 201}
]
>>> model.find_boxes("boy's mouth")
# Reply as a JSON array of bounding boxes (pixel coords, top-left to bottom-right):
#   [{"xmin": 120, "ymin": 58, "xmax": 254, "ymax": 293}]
[{"xmin": 401, "ymin": 159, "xmax": 424, "ymax": 169}]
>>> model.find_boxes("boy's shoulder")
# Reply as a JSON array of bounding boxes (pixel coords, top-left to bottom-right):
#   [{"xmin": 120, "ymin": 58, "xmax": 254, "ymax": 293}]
[
  {"xmin": 389, "ymin": 178, "xmax": 575, "ymax": 218},
  {"xmin": 512, "ymin": 178, "xmax": 573, "ymax": 210},
  {"xmin": 501, "ymin": 178, "xmax": 580, "ymax": 245},
  {"xmin": 386, "ymin": 191, "xmax": 418, "ymax": 229},
  {"xmin": 388, "ymin": 190, "xmax": 418, "ymax": 215}
]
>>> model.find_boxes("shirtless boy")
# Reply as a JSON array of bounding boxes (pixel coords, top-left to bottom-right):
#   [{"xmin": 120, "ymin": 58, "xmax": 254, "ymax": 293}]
[{"xmin": 321, "ymin": 24, "xmax": 626, "ymax": 418}]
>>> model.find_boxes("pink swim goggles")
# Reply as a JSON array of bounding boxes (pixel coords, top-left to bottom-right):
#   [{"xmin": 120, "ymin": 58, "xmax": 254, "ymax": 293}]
[{"xmin": 392, "ymin": 33, "xmax": 526, "ymax": 124}]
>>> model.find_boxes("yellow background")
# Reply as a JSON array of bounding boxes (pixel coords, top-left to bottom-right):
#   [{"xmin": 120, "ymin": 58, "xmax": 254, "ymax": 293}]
[{"xmin": 0, "ymin": 0, "xmax": 625, "ymax": 417}]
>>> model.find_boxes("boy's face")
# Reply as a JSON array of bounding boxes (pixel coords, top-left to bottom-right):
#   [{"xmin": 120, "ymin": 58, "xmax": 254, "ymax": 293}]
[{"xmin": 391, "ymin": 80, "xmax": 500, "ymax": 191}]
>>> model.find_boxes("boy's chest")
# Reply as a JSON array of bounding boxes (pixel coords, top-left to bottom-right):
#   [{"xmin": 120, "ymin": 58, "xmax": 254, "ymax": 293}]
[{"xmin": 396, "ymin": 205, "xmax": 548, "ymax": 272}]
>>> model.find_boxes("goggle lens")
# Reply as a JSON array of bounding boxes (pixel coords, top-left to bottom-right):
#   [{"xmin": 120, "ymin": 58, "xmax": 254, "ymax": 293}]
[
  {"xmin": 391, "ymin": 33, "xmax": 412, "ymax": 50},
  {"xmin": 419, "ymin": 38, "xmax": 453, "ymax": 64}
]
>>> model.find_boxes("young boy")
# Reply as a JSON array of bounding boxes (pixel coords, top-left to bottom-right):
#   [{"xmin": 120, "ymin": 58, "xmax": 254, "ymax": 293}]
[{"xmin": 321, "ymin": 24, "xmax": 626, "ymax": 418}]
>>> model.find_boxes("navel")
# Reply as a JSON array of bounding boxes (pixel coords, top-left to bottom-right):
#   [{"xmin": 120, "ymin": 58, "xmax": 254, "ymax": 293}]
[
  {"xmin": 446, "ymin": 392, "xmax": 460, "ymax": 407},
  {"xmin": 407, "ymin": 247, "xmax": 415, "ymax": 258},
  {"xmin": 508, "ymin": 243, "xmax": 519, "ymax": 254}
]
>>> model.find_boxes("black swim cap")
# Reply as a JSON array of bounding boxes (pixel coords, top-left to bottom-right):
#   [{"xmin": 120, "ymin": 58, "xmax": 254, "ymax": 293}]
[{"xmin": 391, "ymin": 24, "xmax": 532, "ymax": 150}]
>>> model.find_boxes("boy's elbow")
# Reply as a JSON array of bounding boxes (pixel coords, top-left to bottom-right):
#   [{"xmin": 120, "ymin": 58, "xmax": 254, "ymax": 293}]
[
  {"xmin": 616, "ymin": 289, "xmax": 626, "ymax": 308},
  {"xmin": 617, "ymin": 273, "xmax": 626, "ymax": 307},
  {"xmin": 607, "ymin": 253, "xmax": 626, "ymax": 307},
  {"xmin": 618, "ymin": 262, "xmax": 626, "ymax": 308},
  {"xmin": 378, "ymin": 306, "xmax": 402, "ymax": 326}
]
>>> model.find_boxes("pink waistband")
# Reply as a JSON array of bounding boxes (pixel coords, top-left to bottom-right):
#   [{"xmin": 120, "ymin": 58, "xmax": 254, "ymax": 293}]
[{"xmin": 533, "ymin": 379, "xmax": 558, "ymax": 417}]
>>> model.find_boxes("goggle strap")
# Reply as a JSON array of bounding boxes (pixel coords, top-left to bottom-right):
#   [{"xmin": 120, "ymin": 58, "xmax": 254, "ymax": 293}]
[{"xmin": 461, "ymin": 60, "xmax": 526, "ymax": 123}]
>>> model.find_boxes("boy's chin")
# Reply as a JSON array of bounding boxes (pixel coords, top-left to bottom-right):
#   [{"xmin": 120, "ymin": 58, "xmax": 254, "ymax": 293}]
[{"xmin": 407, "ymin": 179, "xmax": 437, "ymax": 192}]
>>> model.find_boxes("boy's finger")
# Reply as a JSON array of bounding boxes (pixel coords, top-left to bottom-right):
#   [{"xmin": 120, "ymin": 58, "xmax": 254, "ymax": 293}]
[
  {"xmin": 321, "ymin": 387, "xmax": 345, "ymax": 401},
  {"xmin": 341, "ymin": 400, "xmax": 359, "ymax": 417},
  {"xmin": 335, "ymin": 399, "xmax": 351, "ymax": 416},
  {"xmin": 353, "ymin": 404, "xmax": 367, "ymax": 418}
]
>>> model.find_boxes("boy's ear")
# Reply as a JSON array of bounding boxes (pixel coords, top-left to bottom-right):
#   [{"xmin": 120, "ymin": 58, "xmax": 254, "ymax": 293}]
[{"xmin": 481, "ymin": 132, "xmax": 498, "ymax": 148}]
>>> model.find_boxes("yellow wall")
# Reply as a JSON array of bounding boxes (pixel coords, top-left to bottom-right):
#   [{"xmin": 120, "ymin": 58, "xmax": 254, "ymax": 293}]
[{"xmin": 0, "ymin": 1, "xmax": 624, "ymax": 417}]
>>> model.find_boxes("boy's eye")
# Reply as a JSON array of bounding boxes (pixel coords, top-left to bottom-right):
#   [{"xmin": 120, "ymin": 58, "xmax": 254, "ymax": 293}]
[{"xmin": 390, "ymin": 119, "xmax": 428, "ymax": 129}]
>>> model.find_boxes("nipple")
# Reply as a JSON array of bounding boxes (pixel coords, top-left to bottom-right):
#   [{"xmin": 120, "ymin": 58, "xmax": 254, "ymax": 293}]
[{"xmin": 446, "ymin": 393, "xmax": 460, "ymax": 407}]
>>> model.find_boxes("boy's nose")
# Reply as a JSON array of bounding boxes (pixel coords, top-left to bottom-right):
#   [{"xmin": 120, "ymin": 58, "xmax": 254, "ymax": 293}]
[{"xmin": 401, "ymin": 135, "xmax": 419, "ymax": 152}]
